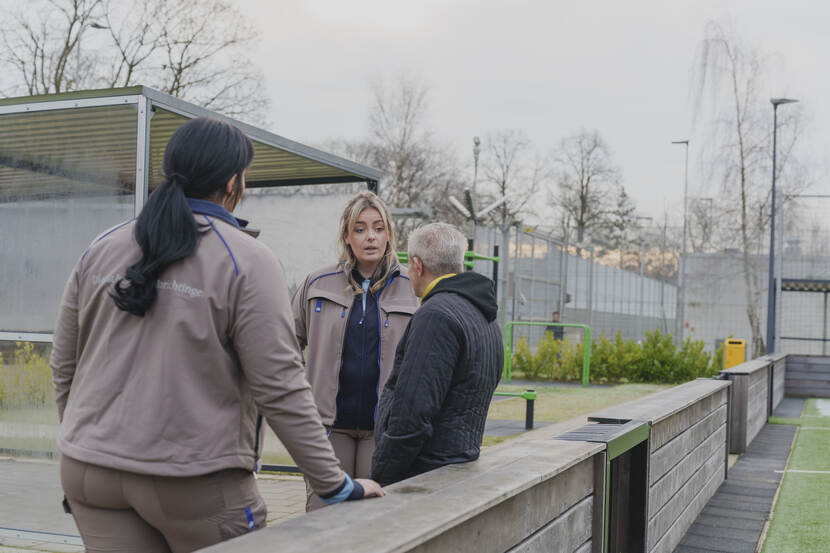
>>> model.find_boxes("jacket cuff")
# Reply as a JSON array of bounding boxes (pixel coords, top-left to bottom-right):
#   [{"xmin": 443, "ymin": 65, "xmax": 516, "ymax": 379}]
[
  {"xmin": 347, "ymin": 480, "xmax": 365, "ymax": 501},
  {"xmin": 320, "ymin": 474, "xmax": 354, "ymax": 505}
]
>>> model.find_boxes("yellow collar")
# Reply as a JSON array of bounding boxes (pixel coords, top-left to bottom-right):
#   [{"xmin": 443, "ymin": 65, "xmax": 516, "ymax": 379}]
[{"xmin": 422, "ymin": 273, "xmax": 456, "ymax": 303}]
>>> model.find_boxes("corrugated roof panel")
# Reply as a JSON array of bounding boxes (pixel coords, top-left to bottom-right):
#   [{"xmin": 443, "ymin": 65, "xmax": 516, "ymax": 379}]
[
  {"xmin": 147, "ymin": 108, "xmax": 357, "ymax": 188},
  {"xmin": 0, "ymin": 104, "xmax": 138, "ymax": 203}
]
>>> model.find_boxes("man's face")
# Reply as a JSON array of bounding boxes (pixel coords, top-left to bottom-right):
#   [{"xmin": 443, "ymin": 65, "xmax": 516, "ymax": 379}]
[{"xmin": 552, "ymin": 312, "xmax": 560, "ymax": 322}]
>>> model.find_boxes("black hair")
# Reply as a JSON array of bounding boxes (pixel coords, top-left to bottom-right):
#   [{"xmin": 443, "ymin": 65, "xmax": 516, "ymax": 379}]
[{"xmin": 112, "ymin": 118, "xmax": 254, "ymax": 316}]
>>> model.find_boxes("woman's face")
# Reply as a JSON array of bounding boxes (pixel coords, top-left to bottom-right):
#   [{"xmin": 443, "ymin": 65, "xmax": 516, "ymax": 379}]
[{"xmin": 345, "ymin": 207, "xmax": 388, "ymax": 273}]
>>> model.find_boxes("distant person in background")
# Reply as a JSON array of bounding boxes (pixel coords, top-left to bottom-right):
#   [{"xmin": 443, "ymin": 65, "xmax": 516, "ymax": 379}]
[
  {"xmin": 51, "ymin": 118, "xmax": 383, "ymax": 553},
  {"xmin": 546, "ymin": 310, "xmax": 564, "ymax": 341},
  {"xmin": 371, "ymin": 223, "xmax": 503, "ymax": 486},
  {"xmin": 292, "ymin": 191, "xmax": 419, "ymax": 510}
]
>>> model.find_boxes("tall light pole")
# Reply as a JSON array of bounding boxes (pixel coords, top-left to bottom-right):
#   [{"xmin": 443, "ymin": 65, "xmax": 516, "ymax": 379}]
[
  {"xmin": 766, "ymin": 98, "xmax": 798, "ymax": 354},
  {"xmin": 672, "ymin": 139, "xmax": 689, "ymax": 344},
  {"xmin": 472, "ymin": 136, "xmax": 481, "ymax": 198},
  {"xmin": 636, "ymin": 216, "xmax": 654, "ymax": 341}
]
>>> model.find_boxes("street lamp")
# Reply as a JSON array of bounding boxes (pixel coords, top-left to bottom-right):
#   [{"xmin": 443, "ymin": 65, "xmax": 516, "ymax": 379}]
[
  {"xmin": 636, "ymin": 215, "xmax": 653, "ymax": 342},
  {"xmin": 765, "ymin": 98, "xmax": 798, "ymax": 355},
  {"xmin": 672, "ymin": 139, "xmax": 689, "ymax": 344},
  {"xmin": 472, "ymin": 136, "xmax": 481, "ymax": 199}
]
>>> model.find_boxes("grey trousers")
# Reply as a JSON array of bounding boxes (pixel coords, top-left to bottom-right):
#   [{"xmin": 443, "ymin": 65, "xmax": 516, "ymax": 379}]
[
  {"xmin": 60, "ymin": 455, "xmax": 267, "ymax": 553},
  {"xmin": 304, "ymin": 427, "xmax": 374, "ymax": 511}
]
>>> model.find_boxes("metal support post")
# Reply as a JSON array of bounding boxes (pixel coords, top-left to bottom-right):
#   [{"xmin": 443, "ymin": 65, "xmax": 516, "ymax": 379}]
[
  {"xmin": 639, "ymin": 234, "xmax": 646, "ymax": 341},
  {"xmin": 135, "ymin": 95, "xmax": 151, "ymax": 216},
  {"xmin": 492, "ymin": 244, "xmax": 500, "ymax": 298},
  {"xmin": 525, "ymin": 390, "xmax": 535, "ymax": 430}
]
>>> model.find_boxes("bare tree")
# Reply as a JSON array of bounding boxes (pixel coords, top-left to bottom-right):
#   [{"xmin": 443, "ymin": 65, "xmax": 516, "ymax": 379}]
[
  {"xmin": 594, "ymin": 185, "xmax": 638, "ymax": 269},
  {"xmin": 551, "ymin": 129, "xmax": 621, "ymax": 248},
  {"xmin": 687, "ymin": 198, "xmax": 715, "ymax": 253},
  {"xmin": 693, "ymin": 20, "xmax": 804, "ymax": 356},
  {"xmin": 102, "ymin": 0, "xmax": 162, "ymax": 88},
  {"xmin": 329, "ymin": 76, "xmax": 465, "ymax": 245},
  {"xmin": 0, "ymin": 0, "xmax": 103, "ymax": 95},
  {"xmin": 480, "ymin": 129, "xmax": 548, "ymax": 231},
  {"xmin": 0, "ymin": 0, "xmax": 268, "ymax": 120}
]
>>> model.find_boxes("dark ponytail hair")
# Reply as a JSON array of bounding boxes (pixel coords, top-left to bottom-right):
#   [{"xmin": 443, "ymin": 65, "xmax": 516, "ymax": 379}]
[{"xmin": 112, "ymin": 118, "xmax": 254, "ymax": 316}]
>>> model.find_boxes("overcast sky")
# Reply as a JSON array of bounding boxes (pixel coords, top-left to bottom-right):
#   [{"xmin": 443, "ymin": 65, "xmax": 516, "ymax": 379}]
[{"xmin": 237, "ymin": 0, "xmax": 829, "ymax": 223}]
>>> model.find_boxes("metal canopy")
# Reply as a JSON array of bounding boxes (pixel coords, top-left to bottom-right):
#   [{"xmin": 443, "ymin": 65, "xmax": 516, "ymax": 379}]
[{"xmin": 0, "ymin": 85, "xmax": 381, "ymax": 205}]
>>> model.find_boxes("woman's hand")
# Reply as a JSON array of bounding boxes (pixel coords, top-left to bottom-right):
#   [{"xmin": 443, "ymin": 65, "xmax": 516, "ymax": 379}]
[{"xmin": 355, "ymin": 478, "xmax": 386, "ymax": 498}]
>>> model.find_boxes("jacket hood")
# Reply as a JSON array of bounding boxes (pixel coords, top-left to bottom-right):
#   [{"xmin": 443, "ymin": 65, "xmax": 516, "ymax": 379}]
[{"xmin": 423, "ymin": 272, "xmax": 498, "ymax": 322}]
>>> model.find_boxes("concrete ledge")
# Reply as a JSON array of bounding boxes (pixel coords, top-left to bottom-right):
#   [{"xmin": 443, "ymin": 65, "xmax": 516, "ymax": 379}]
[
  {"xmin": 720, "ymin": 357, "xmax": 769, "ymax": 375},
  {"xmin": 721, "ymin": 357, "xmax": 775, "ymax": 454},
  {"xmin": 786, "ymin": 354, "xmax": 830, "ymax": 397},
  {"xmin": 199, "ymin": 439, "xmax": 604, "ymax": 553},
  {"xmin": 587, "ymin": 379, "xmax": 730, "ymax": 430},
  {"xmin": 585, "ymin": 378, "xmax": 730, "ymax": 553}
]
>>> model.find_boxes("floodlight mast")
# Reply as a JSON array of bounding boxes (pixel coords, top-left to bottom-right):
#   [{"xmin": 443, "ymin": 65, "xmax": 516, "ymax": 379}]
[
  {"xmin": 476, "ymin": 195, "xmax": 510, "ymax": 219},
  {"xmin": 449, "ymin": 196, "xmax": 472, "ymax": 219}
]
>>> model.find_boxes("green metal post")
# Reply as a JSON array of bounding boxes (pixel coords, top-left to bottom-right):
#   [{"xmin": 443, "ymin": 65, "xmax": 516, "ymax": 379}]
[
  {"xmin": 502, "ymin": 321, "xmax": 592, "ymax": 387},
  {"xmin": 582, "ymin": 325, "xmax": 592, "ymax": 388}
]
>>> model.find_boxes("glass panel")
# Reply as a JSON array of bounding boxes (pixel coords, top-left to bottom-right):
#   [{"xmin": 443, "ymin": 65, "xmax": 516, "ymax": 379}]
[
  {"xmin": 0, "ymin": 103, "xmax": 136, "ymax": 459},
  {"xmin": 0, "ymin": 104, "xmax": 137, "ymax": 334},
  {"xmin": 0, "ymin": 340, "xmax": 58, "ymax": 459}
]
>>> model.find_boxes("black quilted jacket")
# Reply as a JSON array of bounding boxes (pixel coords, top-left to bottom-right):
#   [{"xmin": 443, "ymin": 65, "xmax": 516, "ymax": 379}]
[{"xmin": 370, "ymin": 272, "xmax": 503, "ymax": 486}]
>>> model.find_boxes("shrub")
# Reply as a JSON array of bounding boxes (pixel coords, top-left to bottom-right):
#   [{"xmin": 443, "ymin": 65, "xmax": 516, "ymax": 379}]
[
  {"xmin": 0, "ymin": 342, "xmax": 53, "ymax": 408},
  {"xmin": 509, "ymin": 329, "xmax": 721, "ymax": 385},
  {"xmin": 512, "ymin": 336, "xmax": 539, "ymax": 379}
]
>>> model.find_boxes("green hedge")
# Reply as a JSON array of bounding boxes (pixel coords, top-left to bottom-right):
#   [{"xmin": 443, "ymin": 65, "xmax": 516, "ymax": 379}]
[{"xmin": 512, "ymin": 329, "xmax": 724, "ymax": 384}]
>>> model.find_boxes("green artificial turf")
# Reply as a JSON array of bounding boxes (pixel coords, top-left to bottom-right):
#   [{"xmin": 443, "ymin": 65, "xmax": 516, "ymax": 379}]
[{"xmin": 762, "ymin": 399, "xmax": 830, "ymax": 553}]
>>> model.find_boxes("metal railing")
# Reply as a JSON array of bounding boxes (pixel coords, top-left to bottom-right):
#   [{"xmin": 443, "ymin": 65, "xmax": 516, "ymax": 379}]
[{"xmin": 492, "ymin": 389, "xmax": 536, "ymax": 429}]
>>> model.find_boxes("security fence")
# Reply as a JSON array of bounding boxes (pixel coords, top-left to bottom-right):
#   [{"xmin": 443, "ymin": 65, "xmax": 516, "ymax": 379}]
[{"xmin": 470, "ymin": 226, "xmax": 678, "ymax": 351}]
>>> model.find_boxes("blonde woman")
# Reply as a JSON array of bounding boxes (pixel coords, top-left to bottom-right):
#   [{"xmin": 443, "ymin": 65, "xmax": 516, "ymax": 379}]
[{"xmin": 292, "ymin": 190, "xmax": 419, "ymax": 510}]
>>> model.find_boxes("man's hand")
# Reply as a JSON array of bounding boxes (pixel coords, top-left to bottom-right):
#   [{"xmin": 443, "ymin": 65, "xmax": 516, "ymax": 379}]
[{"xmin": 355, "ymin": 478, "xmax": 386, "ymax": 498}]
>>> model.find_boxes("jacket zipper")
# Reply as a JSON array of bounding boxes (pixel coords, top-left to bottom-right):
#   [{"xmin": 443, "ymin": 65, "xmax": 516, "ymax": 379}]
[
  {"xmin": 373, "ymin": 275, "xmax": 397, "ymax": 423},
  {"xmin": 359, "ymin": 278, "xmax": 370, "ymax": 427}
]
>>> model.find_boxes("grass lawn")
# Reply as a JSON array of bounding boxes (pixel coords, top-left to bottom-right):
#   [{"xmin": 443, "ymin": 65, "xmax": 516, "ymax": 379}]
[
  {"xmin": 481, "ymin": 382, "xmax": 671, "ymax": 447},
  {"xmin": 488, "ymin": 383, "xmax": 672, "ymax": 422},
  {"xmin": 762, "ymin": 399, "xmax": 830, "ymax": 553},
  {"xmin": 0, "ymin": 383, "xmax": 673, "ymax": 466}
]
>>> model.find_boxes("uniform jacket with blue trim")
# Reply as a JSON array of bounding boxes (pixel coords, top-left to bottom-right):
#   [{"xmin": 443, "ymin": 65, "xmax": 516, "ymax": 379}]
[
  {"xmin": 50, "ymin": 215, "xmax": 347, "ymax": 497},
  {"xmin": 291, "ymin": 262, "xmax": 419, "ymax": 427}
]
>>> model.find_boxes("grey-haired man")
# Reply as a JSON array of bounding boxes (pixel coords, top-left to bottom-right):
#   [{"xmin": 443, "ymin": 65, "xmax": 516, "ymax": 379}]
[{"xmin": 371, "ymin": 223, "xmax": 503, "ymax": 486}]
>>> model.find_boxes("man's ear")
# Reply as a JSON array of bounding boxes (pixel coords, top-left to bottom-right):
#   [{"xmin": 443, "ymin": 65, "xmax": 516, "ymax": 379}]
[{"xmin": 410, "ymin": 255, "xmax": 421, "ymax": 276}]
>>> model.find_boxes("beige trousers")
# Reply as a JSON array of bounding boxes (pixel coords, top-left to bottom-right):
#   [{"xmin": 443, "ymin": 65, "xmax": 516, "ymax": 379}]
[
  {"xmin": 60, "ymin": 455, "xmax": 266, "ymax": 553},
  {"xmin": 304, "ymin": 427, "xmax": 374, "ymax": 511}
]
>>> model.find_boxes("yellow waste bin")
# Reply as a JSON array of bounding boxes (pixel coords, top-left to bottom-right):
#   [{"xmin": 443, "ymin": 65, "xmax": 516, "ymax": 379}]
[{"xmin": 724, "ymin": 339, "xmax": 746, "ymax": 369}]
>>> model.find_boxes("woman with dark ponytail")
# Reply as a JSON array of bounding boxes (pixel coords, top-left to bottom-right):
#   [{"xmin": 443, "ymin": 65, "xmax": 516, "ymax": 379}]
[{"xmin": 50, "ymin": 118, "xmax": 384, "ymax": 552}]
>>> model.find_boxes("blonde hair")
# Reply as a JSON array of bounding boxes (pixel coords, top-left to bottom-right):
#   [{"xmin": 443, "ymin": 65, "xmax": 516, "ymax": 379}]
[{"xmin": 338, "ymin": 191, "xmax": 398, "ymax": 294}]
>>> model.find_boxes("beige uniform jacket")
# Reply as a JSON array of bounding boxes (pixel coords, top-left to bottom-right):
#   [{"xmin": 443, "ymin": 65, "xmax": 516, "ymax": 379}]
[
  {"xmin": 50, "ymin": 217, "xmax": 345, "ymax": 496},
  {"xmin": 291, "ymin": 263, "xmax": 419, "ymax": 426}
]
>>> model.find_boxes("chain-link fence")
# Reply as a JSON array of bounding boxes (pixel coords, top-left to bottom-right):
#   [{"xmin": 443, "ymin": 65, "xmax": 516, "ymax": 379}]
[
  {"xmin": 684, "ymin": 224, "xmax": 830, "ymax": 357},
  {"xmin": 470, "ymin": 226, "xmax": 678, "ymax": 350}
]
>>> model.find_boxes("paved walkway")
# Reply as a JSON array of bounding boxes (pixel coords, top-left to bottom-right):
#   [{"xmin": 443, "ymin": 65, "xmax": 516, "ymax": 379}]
[
  {"xmin": 0, "ymin": 458, "xmax": 305, "ymax": 553},
  {"xmin": 673, "ymin": 399, "xmax": 803, "ymax": 553}
]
